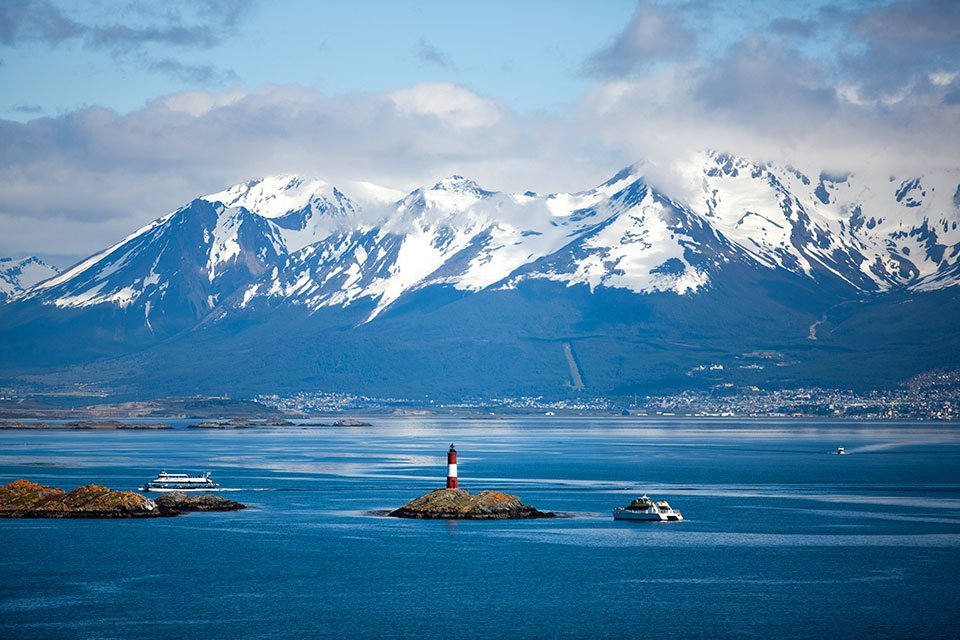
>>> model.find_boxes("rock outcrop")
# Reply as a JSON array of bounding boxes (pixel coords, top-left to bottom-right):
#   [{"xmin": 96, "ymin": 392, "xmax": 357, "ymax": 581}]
[
  {"xmin": 388, "ymin": 488, "xmax": 555, "ymax": 520},
  {"xmin": 154, "ymin": 491, "xmax": 246, "ymax": 514},
  {"xmin": 0, "ymin": 480, "xmax": 245, "ymax": 518},
  {"xmin": 0, "ymin": 480, "xmax": 158, "ymax": 518}
]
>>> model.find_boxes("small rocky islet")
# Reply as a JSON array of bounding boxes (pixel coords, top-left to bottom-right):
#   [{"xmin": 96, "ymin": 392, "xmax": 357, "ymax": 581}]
[
  {"xmin": 388, "ymin": 488, "xmax": 556, "ymax": 520},
  {"xmin": 187, "ymin": 418, "xmax": 295, "ymax": 428},
  {"xmin": 0, "ymin": 480, "xmax": 245, "ymax": 518}
]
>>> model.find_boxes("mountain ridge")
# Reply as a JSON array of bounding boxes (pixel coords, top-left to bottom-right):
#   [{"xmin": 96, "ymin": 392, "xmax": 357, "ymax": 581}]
[
  {"xmin": 3, "ymin": 151, "xmax": 959, "ymax": 399},
  {"xmin": 15, "ymin": 151, "xmax": 959, "ymax": 327}
]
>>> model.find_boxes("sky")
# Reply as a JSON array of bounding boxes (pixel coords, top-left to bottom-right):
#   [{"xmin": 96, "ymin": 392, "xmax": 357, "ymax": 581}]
[{"xmin": 1, "ymin": 0, "xmax": 959, "ymax": 265}]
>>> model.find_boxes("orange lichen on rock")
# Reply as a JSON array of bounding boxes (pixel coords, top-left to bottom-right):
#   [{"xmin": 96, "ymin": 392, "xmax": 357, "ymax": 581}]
[
  {"xmin": 0, "ymin": 480, "xmax": 246, "ymax": 518},
  {"xmin": 0, "ymin": 480, "xmax": 156, "ymax": 517},
  {"xmin": 45, "ymin": 484, "xmax": 156, "ymax": 515},
  {"xmin": 0, "ymin": 479, "xmax": 66, "ymax": 510}
]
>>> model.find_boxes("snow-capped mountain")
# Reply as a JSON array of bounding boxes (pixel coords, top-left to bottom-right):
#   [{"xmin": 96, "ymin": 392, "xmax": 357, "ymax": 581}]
[
  {"xmin": 682, "ymin": 153, "xmax": 960, "ymax": 291},
  {"xmin": 201, "ymin": 175, "xmax": 400, "ymax": 253},
  {"xmin": 21, "ymin": 199, "xmax": 290, "ymax": 325},
  {"xmin": 232, "ymin": 170, "xmax": 718, "ymax": 319},
  {"xmin": 0, "ymin": 256, "xmax": 58, "ymax": 299},
  {"xmin": 12, "ymin": 152, "xmax": 960, "ymax": 328},
  {"xmin": 4, "ymin": 152, "xmax": 960, "ymax": 400}
]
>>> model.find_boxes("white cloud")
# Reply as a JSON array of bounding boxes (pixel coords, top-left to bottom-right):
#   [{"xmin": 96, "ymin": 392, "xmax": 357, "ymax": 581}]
[
  {"xmin": 160, "ymin": 88, "xmax": 248, "ymax": 116},
  {"xmin": 930, "ymin": 71, "xmax": 959, "ymax": 87},
  {"xmin": 3, "ymin": 0, "xmax": 960, "ymax": 264},
  {"xmin": 0, "ymin": 83, "xmax": 599, "ymax": 262},
  {"xmin": 387, "ymin": 83, "xmax": 503, "ymax": 129}
]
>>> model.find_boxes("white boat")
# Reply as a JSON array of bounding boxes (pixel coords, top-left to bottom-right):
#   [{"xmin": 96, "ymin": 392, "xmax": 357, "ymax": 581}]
[
  {"xmin": 613, "ymin": 495, "xmax": 683, "ymax": 521},
  {"xmin": 837, "ymin": 447, "xmax": 846, "ymax": 455},
  {"xmin": 140, "ymin": 472, "xmax": 220, "ymax": 492}
]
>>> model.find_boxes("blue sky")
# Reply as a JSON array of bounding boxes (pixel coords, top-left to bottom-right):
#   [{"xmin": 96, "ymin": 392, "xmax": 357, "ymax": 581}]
[
  {"xmin": 2, "ymin": 0, "xmax": 862, "ymax": 120},
  {"xmin": 2, "ymin": 0, "xmax": 633, "ymax": 118},
  {"xmin": 1, "ymin": 0, "xmax": 958, "ymax": 263}
]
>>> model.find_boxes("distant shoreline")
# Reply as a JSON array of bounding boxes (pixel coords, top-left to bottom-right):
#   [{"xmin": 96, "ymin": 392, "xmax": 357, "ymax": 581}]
[
  {"xmin": 0, "ymin": 420, "xmax": 171, "ymax": 430},
  {"xmin": 1, "ymin": 415, "xmax": 958, "ymax": 428},
  {"xmin": 2, "ymin": 390, "xmax": 956, "ymax": 422}
]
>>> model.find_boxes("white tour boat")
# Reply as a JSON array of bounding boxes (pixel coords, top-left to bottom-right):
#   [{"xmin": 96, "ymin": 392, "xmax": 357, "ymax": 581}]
[
  {"xmin": 613, "ymin": 495, "xmax": 683, "ymax": 521},
  {"xmin": 140, "ymin": 472, "xmax": 220, "ymax": 493}
]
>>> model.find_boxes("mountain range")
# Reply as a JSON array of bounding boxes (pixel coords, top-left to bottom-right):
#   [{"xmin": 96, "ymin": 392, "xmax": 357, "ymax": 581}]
[{"xmin": 3, "ymin": 151, "xmax": 960, "ymax": 401}]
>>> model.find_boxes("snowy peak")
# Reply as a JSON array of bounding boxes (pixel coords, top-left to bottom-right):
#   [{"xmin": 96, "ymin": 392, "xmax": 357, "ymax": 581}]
[
  {"xmin": 0, "ymin": 256, "xmax": 59, "ymax": 299},
  {"xmin": 202, "ymin": 175, "xmax": 402, "ymax": 253},
  {"xmin": 431, "ymin": 175, "xmax": 486, "ymax": 195},
  {"xmin": 395, "ymin": 175, "xmax": 492, "ymax": 222},
  {"xmin": 512, "ymin": 178, "xmax": 723, "ymax": 295},
  {"xmin": 204, "ymin": 174, "xmax": 402, "ymax": 217},
  {"xmin": 203, "ymin": 175, "xmax": 332, "ymax": 219},
  {"xmin": 596, "ymin": 163, "xmax": 646, "ymax": 193}
]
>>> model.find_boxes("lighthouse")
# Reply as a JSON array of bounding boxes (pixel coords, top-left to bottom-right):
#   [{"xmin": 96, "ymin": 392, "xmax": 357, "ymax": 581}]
[{"xmin": 446, "ymin": 444, "xmax": 458, "ymax": 489}]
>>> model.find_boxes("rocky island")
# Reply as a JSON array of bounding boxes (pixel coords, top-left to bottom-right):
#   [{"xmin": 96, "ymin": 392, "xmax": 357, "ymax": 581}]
[
  {"xmin": 0, "ymin": 480, "xmax": 245, "ymax": 518},
  {"xmin": 388, "ymin": 488, "xmax": 555, "ymax": 520},
  {"xmin": 187, "ymin": 418, "xmax": 294, "ymax": 428},
  {"xmin": 0, "ymin": 421, "xmax": 170, "ymax": 430},
  {"xmin": 154, "ymin": 491, "xmax": 247, "ymax": 513},
  {"xmin": 302, "ymin": 419, "xmax": 373, "ymax": 427}
]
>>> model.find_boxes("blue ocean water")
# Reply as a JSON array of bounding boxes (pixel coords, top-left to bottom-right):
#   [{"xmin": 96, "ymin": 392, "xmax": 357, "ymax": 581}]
[{"xmin": 1, "ymin": 418, "xmax": 959, "ymax": 640}]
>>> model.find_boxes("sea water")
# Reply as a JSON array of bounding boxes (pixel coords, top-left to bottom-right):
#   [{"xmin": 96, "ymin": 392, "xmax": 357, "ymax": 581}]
[{"xmin": 1, "ymin": 418, "xmax": 958, "ymax": 639}]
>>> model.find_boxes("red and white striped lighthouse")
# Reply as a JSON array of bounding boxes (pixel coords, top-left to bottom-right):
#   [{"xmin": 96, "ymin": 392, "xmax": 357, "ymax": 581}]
[{"xmin": 446, "ymin": 444, "xmax": 458, "ymax": 489}]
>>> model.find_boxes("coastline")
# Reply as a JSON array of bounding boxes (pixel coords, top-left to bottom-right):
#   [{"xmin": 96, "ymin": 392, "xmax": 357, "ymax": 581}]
[{"xmin": 3, "ymin": 415, "xmax": 958, "ymax": 429}]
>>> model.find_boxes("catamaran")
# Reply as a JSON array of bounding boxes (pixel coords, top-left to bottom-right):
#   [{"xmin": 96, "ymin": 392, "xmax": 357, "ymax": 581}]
[
  {"xmin": 613, "ymin": 495, "xmax": 683, "ymax": 521},
  {"xmin": 140, "ymin": 472, "xmax": 220, "ymax": 492}
]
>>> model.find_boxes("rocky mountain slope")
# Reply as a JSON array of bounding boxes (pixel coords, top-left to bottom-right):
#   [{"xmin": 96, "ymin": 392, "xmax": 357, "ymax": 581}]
[{"xmin": 2, "ymin": 151, "xmax": 959, "ymax": 398}]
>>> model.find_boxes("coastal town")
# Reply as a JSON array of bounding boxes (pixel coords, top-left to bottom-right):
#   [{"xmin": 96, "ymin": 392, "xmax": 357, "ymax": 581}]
[
  {"xmin": 253, "ymin": 369, "xmax": 959, "ymax": 421},
  {"xmin": 2, "ymin": 369, "xmax": 956, "ymax": 422}
]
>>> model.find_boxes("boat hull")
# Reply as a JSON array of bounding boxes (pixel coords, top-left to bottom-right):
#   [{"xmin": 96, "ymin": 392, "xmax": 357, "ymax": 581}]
[
  {"xmin": 613, "ymin": 508, "xmax": 682, "ymax": 522},
  {"xmin": 140, "ymin": 485, "xmax": 220, "ymax": 493}
]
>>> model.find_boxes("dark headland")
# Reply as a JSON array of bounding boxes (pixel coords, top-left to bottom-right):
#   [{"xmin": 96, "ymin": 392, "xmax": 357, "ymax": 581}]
[
  {"xmin": 388, "ymin": 488, "xmax": 555, "ymax": 520},
  {"xmin": 0, "ymin": 480, "xmax": 245, "ymax": 518}
]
